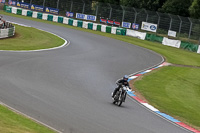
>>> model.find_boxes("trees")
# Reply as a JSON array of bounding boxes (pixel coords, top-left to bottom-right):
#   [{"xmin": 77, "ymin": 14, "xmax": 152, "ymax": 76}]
[
  {"xmin": 158, "ymin": 0, "xmax": 192, "ymax": 17},
  {"xmin": 189, "ymin": 0, "xmax": 200, "ymax": 19}
]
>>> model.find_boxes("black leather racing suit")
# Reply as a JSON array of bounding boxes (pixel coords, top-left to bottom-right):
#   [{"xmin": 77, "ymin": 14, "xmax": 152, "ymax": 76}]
[{"xmin": 112, "ymin": 79, "xmax": 130, "ymax": 97}]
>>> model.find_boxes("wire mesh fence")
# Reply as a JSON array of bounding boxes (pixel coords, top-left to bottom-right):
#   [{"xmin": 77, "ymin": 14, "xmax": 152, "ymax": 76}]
[{"xmin": 23, "ymin": 0, "xmax": 200, "ymax": 44}]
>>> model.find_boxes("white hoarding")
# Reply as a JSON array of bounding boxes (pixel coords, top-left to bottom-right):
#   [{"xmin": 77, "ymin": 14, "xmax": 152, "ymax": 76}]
[
  {"xmin": 168, "ymin": 30, "xmax": 177, "ymax": 37},
  {"xmin": 141, "ymin": 22, "xmax": 157, "ymax": 32}
]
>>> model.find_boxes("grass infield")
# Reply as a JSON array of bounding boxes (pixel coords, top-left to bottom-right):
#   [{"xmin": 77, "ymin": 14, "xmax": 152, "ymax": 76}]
[
  {"xmin": 0, "ymin": 24, "xmax": 64, "ymax": 51},
  {"xmin": 134, "ymin": 66, "xmax": 200, "ymax": 130},
  {"xmin": 0, "ymin": 104, "xmax": 55, "ymax": 133},
  {"xmin": 0, "ymin": 10, "xmax": 200, "ymax": 130}
]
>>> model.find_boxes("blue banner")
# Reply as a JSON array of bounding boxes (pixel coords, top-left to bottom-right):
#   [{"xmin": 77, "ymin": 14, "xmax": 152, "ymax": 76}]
[
  {"xmin": 31, "ymin": 4, "xmax": 44, "ymax": 12},
  {"xmin": 0, "ymin": 0, "xmax": 5, "ymax": 3},
  {"xmin": 132, "ymin": 23, "xmax": 139, "ymax": 30},
  {"xmin": 87, "ymin": 15, "xmax": 96, "ymax": 21},
  {"xmin": 76, "ymin": 13, "xmax": 96, "ymax": 21},
  {"xmin": 16, "ymin": 2, "xmax": 30, "ymax": 9},
  {"xmin": 9, "ymin": 0, "xmax": 16, "ymax": 6},
  {"xmin": 66, "ymin": 12, "xmax": 74, "ymax": 18},
  {"xmin": 76, "ymin": 13, "xmax": 86, "ymax": 19},
  {"xmin": 45, "ymin": 7, "xmax": 59, "ymax": 15},
  {"xmin": 122, "ymin": 22, "xmax": 131, "ymax": 28}
]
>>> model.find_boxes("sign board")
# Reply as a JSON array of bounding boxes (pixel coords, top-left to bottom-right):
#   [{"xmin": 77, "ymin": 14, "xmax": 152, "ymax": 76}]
[
  {"xmin": 9, "ymin": 0, "xmax": 17, "ymax": 6},
  {"xmin": 66, "ymin": 12, "xmax": 74, "ymax": 18},
  {"xmin": 31, "ymin": 4, "xmax": 44, "ymax": 12},
  {"xmin": 168, "ymin": 30, "xmax": 176, "ymax": 37},
  {"xmin": 197, "ymin": 45, "xmax": 200, "ymax": 54},
  {"xmin": 141, "ymin": 22, "xmax": 157, "ymax": 32},
  {"xmin": 76, "ymin": 13, "xmax": 96, "ymax": 21},
  {"xmin": 122, "ymin": 22, "xmax": 131, "ymax": 28},
  {"xmin": 45, "ymin": 7, "xmax": 59, "ymax": 15},
  {"xmin": 114, "ymin": 21, "xmax": 120, "ymax": 26},
  {"xmin": 87, "ymin": 15, "xmax": 96, "ymax": 21},
  {"xmin": 107, "ymin": 20, "xmax": 113, "ymax": 25},
  {"xmin": 132, "ymin": 23, "xmax": 139, "ymax": 30},
  {"xmin": 100, "ymin": 18, "xmax": 107, "ymax": 24},
  {"xmin": 0, "ymin": 0, "xmax": 5, "ymax": 3},
  {"xmin": 16, "ymin": 2, "xmax": 30, "ymax": 9},
  {"xmin": 76, "ymin": 13, "xmax": 86, "ymax": 19}
]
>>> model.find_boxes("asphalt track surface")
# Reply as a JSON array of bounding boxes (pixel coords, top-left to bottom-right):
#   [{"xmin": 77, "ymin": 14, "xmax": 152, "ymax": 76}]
[{"xmin": 0, "ymin": 15, "xmax": 191, "ymax": 133}]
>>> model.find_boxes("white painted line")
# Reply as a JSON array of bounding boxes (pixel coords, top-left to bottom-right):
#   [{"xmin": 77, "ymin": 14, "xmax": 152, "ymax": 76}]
[
  {"xmin": 144, "ymin": 70, "xmax": 152, "ymax": 73},
  {"xmin": 142, "ymin": 103, "xmax": 159, "ymax": 112},
  {"xmin": 129, "ymin": 76, "xmax": 138, "ymax": 80},
  {"xmin": 7, "ymin": 21, "xmax": 31, "ymax": 27},
  {"xmin": 0, "ymin": 21, "xmax": 69, "ymax": 52},
  {"xmin": 0, "ymin": 101, "xmax": 62, "ymax": 133}
]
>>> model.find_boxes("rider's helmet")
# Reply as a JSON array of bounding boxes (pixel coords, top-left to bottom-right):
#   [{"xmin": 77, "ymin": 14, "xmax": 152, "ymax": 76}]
[{"xmin": 123, "ymin": 75, "xmax": 129, "ymax": 81}]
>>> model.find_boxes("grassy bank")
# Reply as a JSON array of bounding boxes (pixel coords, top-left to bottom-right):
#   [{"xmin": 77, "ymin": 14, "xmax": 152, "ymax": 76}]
[
  {"xmin": 0, "ymin": 24, "xmax": 64, "ymax": 50},
  {"xmin": 0, "ymin": 10, "xmax": 200, "ymax": 130},
  {"xmin": 134, "ymin": 66, "xmax": 200, "ymax": 129},
  {"xmin": 0, "ymin": 105, "xmax": 55, "ymax": 133}
]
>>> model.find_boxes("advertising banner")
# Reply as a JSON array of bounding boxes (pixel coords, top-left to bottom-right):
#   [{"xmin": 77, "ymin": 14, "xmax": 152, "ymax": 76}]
[
  {"xmin": 107, "ymin": 20, "xmax": 113, "ymax": 25},
  {"xmin": 141, "ymin": 22, "xmax": 157, "ymax": 32},
  {"xmin": 132, "ymin": 23, "xmax": 139, "ymax": 30},
  {"xmin": 66, "ymin": 11, "xmax": 74, "ymax": 18},
  {"xmin": 114, "ymin": 21, "xmax": 120, "ymax": 26},
  {"xmin": 122, "ymin": 22, "xmax": 131, "ymax": 28},
  {"xmin": 9, "ymin": 0, "xmax": 16, "ymax": 6},
  {"xmin": 45, "ymin": 7, "xmax": 59, "ymax": 15},
  {"xmin": 76, "ymin": 13, "xmax": 96, "ymax": 21},
  {"xmin": 31, "ymin": 4, "xmax": 44, "ymax": 12},
  {"xmin": 100, "ymin": 18, "xmax": 107, "ymax": 24},
  {"xmin": 87, "ymin": 15, "xmax": 96, "ymax": 21},
  {"xmin": 197, "ymin": 45, "xmax": 200, "ymax": 54},
  {"xmin": 126, "ymin": 29, "xmax": 146, "ymax": 40},
  {"xmin": 168, "ymin": 30, "xmax": 177, "ymax": 37},
  {"xmin": 16, "ymin": 2, "xmax": 30, "ymax": 9},
  {"xmin": 0, "ymin": 0, "xmax": 5, "ymax": 3},
  {"xmin": 162, "ymin": 37, "xmax": 181, "ymax": 48},
  {"xmin": 76, "ymin": 13, "xmax": 86, "ymax": 19}
]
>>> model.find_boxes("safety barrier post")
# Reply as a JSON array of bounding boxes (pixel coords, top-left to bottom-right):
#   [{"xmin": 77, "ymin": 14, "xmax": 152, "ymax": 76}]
[
  {"xmin": 95, "ymin": 5, "xmax": 98, "ymax": 17},
  {"xmin": 168, "ymin": 14, "xmax": 172, "ymax": 30},
  {"xmin": 121, "ymin": 6, "xmax": 125, "ymax": 22},
  {"xmin": 57, "ymin": 0, "xmax": 60, "ymax": 9},
  {"xmin": 82, "ymin": 0, "xmax": 85, "ymax": 14},
  {"xmin": 109, "ymin": 4, "xmax": 112, "ymax": 19},
  {"xmin": 43, "ymin": 0, "xmax": 45, "ymax": 8},
  {"xmin": 177, "ymin": 16, "xmax": 182, "ymax": 39},
  {"xmin": 188, "ymin": 18, "xmax": 192, "ymax": 42},
  {"xmin": 144, "ymin": 9, "xmax": 148, "ymax": 22},
  {"xmin": 133, "ymin": 7, "xmax": 137, "ymax": 23},
  {"xmin": 70, "ymin": 0, "xmax": 73, "ymax": 12}
]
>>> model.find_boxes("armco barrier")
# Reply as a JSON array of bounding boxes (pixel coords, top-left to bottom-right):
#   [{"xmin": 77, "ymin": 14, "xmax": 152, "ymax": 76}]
[
  {"xmin": 0, "ymin": 26, "xmax": 15, "ymax": 39},
  {"xmin": 4, "ymin": 6, "xmax": 200, "ymax": 54}
]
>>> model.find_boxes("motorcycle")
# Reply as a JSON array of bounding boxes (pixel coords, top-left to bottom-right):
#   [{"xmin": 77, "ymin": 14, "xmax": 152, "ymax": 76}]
[{"xmin": 112, "ymin": 85, "xmax": 128, "ymax": 106}]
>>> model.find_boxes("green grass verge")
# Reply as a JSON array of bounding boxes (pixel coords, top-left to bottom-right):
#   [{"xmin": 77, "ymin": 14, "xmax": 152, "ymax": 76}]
[
  {"xmin": 0, "ymin": 24, "xmax": 64, "ymax": 50},
  {"xmin": 134, "ymin": 66, "xmax": 200, "ymax": 129},
  {"xmin": 0, "ymin": 11, "xmax": 199, "ymax": 66},
  {"xmin": 0, "ymin": 105, "xmax": 55, "ymax": 133}
]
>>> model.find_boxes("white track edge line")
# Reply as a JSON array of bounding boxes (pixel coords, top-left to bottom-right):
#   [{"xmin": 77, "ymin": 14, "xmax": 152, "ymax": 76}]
[
  {"xmin": 0, "ymin": 101, "xmax": 62, "ymax": 133},
  {"xmin": 0, "ymin": 21, "xmax": 70, "ymax": 52},
  {"xmin": 114, "ymin": 46, "xmax": 193, "ymax": 132}
]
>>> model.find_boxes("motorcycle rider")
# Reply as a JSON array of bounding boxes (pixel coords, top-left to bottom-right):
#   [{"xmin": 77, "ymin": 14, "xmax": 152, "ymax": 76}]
[{"xmin": 112, "ymin": 75, "xmax": 131, "ymax": 98}]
